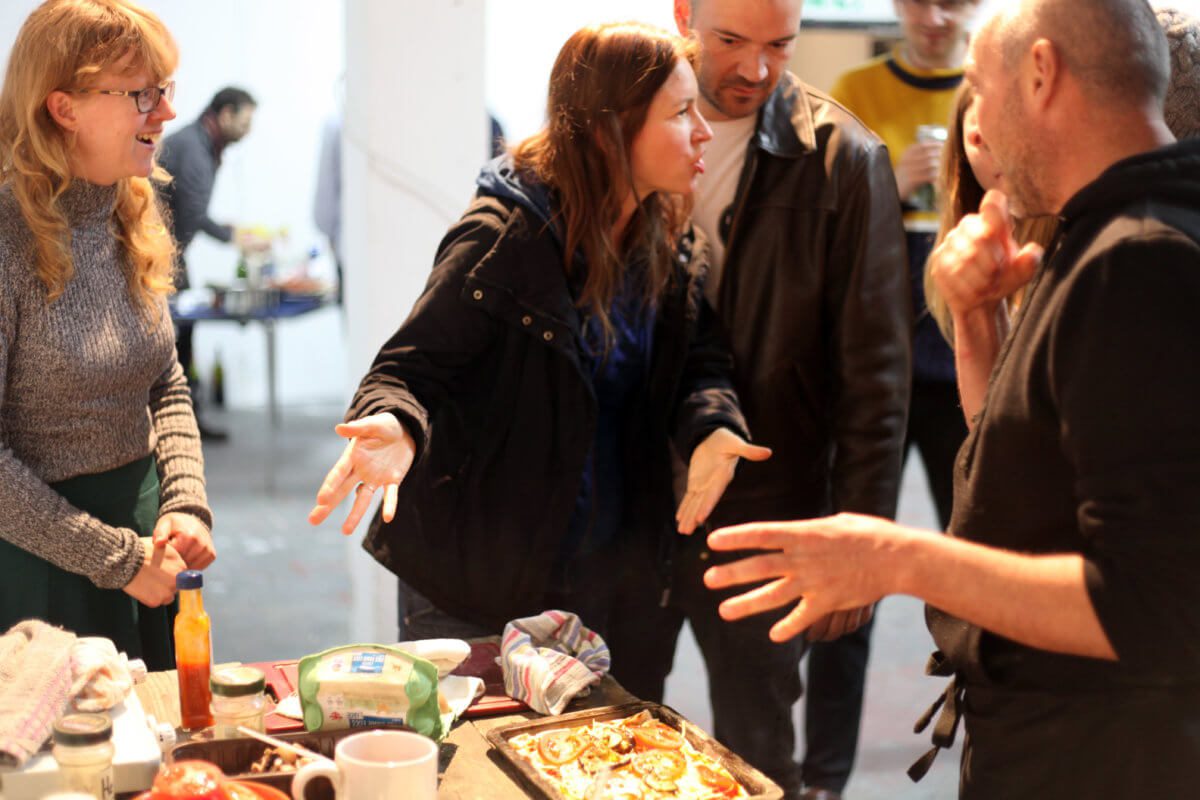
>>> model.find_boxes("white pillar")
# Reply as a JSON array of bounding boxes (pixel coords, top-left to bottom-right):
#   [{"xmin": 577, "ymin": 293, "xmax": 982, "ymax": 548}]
[{"xmin": 342, "ymin": 0, "xmax": 487, "ymax": 643}]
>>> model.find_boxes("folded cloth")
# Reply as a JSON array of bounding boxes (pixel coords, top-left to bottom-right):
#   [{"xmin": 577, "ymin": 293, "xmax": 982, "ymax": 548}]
[
  {"xmin": 69, "ymin": 636, "xmax": 134, "ymax": 712},
  {"xmin": 0, "ymin": 620, "xmax": 76, "ymax": 766},
  {"xmin": 501, "ymin": 610, "xmax": 610, "ymax": 715}
]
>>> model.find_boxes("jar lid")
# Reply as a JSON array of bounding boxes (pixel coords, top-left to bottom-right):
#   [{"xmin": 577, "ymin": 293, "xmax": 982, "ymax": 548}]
[
  {"xmin": 210, "ymin": 666, "xmax": 266, "ymax": 697},
  {"xmin": 53, "ymin": 713, "xmax": 113, "ymax": 746},
  {"xmin": 177, "ymin": 570, "xmax": 203, "ymax": 590}
]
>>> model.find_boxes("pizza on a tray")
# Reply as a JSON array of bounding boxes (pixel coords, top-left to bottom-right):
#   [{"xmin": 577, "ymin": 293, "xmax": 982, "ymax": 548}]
[{"xmin": 507, "ymin": 710, "xmax": 749, "ymax": 800}]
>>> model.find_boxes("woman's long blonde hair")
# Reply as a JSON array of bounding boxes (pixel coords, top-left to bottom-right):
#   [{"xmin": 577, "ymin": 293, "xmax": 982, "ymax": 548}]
[
  {"xmin": 513, "ymin": 22, "xmax": 699, "ymax": 346},
  {"xmin": 924, "ymin": 82, "xmax": 1058, "ymax": 344},
  {"xmin": 0, "ymin": 0, "xmax": 178, "ymax": 309}
]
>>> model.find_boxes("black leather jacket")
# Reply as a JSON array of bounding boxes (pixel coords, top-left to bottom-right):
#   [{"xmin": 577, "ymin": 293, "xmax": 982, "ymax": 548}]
[
  {"xmin": 706, "ymin": 72, "xmax": 912, "ymax": 527},
  {"xmin": 351, "ymin": 195, "xmax": 748, "ymax": 629}
]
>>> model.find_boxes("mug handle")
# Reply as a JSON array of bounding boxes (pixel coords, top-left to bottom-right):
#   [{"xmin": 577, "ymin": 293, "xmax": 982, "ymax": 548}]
[{"xmin": 291, "ymin": 758, "xmax": 341, "ymax": 800}]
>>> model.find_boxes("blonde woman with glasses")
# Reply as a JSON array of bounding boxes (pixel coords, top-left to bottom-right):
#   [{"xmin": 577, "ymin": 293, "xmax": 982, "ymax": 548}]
[{"xmin": 0, "ymin": 0, "xmax": 213, "ymax": 669}]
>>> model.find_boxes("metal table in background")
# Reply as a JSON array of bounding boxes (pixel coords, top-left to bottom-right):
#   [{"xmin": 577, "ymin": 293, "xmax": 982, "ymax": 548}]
[{"xmin": 171, "ymin": 294, "xmax": 330, "ymax": 428}]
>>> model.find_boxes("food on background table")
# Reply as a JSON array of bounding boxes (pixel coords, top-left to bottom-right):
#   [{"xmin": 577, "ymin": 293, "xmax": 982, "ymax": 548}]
[
  {"xmin": 508, "ymin": 710, "xmax": 748, "ymax": 799},
  {"xmin": 297, "ymin": 643, "xmax": 444, "ymax": 740}
]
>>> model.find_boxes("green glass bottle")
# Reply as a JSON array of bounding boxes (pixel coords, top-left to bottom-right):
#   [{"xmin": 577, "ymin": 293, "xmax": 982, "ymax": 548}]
[{"xmin": 211, "ymin": 350, "xmax": 225, "ymax": 409}]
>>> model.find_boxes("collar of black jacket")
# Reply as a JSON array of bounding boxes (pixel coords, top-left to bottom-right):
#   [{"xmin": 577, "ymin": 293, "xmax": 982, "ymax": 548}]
[
  {"xmin": 1059, "ymin": 137, "xmax": 1200, "ymax": 228},
  {"xmin": 752, "ymin": 71, "xmax": 817, "ymax": 159}
]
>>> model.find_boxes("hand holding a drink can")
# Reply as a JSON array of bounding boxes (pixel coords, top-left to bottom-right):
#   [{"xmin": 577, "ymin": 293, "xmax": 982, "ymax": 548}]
[{"xmin": 895, "ymin": 125, "xmax": 947, "ymax": 204}]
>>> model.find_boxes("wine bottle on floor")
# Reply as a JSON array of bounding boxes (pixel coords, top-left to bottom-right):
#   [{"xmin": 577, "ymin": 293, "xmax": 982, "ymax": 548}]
[{"xmin": 212, "ymin": 350, "xmax": 225, "ymax": 409}]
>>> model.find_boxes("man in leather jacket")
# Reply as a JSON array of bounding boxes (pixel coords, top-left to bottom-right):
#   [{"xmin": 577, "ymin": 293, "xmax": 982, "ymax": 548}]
[{"xmin": 609, "ymin": 2, "xmax": 911, "ymax": 797}]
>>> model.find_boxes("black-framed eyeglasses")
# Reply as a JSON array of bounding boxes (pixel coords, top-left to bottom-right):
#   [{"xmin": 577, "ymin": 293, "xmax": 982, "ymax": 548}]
[{"xmin": 70, "ymin": 80, "xmax": 175, "ymax": 113}]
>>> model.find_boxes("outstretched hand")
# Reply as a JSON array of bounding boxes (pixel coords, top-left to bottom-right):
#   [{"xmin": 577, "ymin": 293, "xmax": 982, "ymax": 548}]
[
  {"xmin": 702, "ymin": 514, "xmax": 908, "ymax": 642},
  {"xmin": 308, "ymin": 413, "xmax": 416, "ymax": 535},
  {"xmin": 676, "ymin": 428, "xmax": 772, "ymax": 534}
]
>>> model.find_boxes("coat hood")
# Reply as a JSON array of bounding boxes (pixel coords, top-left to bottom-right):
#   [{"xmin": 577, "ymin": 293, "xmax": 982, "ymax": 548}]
[
  {"xmin": 1060, "ymin": 138, "xmax": 1200, "ymax": 226},
  {"xmin": 475, "ymin": 155, "xmax": 563, "ymax": 247}
]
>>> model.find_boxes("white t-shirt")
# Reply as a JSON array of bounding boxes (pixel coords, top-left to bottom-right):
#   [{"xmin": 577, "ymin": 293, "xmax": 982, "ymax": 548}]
[{"xmin": 691, "ymin": 113, "xmax": 758, "ymax": 304}]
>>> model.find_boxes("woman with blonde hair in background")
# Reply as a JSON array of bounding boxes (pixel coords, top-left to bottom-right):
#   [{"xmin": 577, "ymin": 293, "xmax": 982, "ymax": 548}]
[
  {"xmin": 0, "ymin": 0, "xmax": 213, "ymax": 669},
  {"xmin": 310, "ymin": 22, "xmax": 767, "ymax": 677}
]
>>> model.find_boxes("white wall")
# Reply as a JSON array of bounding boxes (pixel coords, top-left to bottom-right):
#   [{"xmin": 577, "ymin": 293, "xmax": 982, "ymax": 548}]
[{"xmin": 485, "ymin": 1, "xmax": 677, "ymax": 143}]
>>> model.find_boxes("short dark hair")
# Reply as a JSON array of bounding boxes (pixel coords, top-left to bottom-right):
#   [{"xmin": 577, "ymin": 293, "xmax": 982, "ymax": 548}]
[{"xmin": 207, "ymin": 86, "xmax": 256, "ymax": 115}]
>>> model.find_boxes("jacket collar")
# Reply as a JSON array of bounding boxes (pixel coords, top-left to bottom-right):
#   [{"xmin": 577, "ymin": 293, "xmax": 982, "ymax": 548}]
[
  {"xmin": 752, "ymin": 71, "xmax": 815, "ymax": 159},
  {"xmin": 1059, "ymin": 138, "xmax": 1200, "ymax": 227}
]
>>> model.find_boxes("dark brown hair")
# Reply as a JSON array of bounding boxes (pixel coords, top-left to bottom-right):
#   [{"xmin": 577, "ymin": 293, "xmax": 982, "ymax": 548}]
[{"xmin": 513, "ymin": 22, "xmax": 699, "ymax": 345}]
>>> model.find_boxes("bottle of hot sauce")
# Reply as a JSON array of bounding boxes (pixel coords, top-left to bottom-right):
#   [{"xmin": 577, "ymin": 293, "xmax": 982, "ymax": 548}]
[{"xmin": 174, "ymin": 570, "xmax": 213, "ymax": 731}]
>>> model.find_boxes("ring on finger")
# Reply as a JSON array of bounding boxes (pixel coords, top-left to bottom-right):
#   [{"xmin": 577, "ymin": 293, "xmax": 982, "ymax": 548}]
[{"xmin": 358, "ymin": 482, "xmax": 377, "ymax": 494}]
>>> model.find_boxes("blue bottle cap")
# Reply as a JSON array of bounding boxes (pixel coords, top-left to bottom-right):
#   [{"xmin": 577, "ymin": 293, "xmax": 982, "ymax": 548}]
[{"xmin": 177, "ymin": 570, "xmax": 203, "ymax": 590}]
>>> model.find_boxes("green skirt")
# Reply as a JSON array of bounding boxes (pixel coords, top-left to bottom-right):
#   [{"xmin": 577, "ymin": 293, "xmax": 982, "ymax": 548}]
[{"xmin": 0, "ymin": 455, "xmax": 175, "ymax": 671}]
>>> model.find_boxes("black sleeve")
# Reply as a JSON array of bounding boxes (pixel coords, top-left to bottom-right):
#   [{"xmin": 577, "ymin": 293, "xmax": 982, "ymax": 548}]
[
  {"xmin": 826, "ymin": 140, "xmax": 913, "ymax": 518},
  {"xmin": 1051, "ymin": 233, "xmax": 1200, "ymax": 670},
  {"xmin": 670, "ymin": 290, "xmax": 750, "ymax": 459},
  {"xmin": 346, "ymin": 212, "xmax": 504, "ymax": 459}
]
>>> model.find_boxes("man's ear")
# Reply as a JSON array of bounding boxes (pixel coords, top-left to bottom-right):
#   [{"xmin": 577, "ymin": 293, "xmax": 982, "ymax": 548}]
[
  {"xmin": 45, "ymin": 90, "xmax": 79, "ymax": 131},
  {"xmin": 1026, "ymin": 37, "xmax": 1060, "ymax": 113},
  {"xmin": 673, "ymin": 0, "xmax": 692, "ymax": 36}
]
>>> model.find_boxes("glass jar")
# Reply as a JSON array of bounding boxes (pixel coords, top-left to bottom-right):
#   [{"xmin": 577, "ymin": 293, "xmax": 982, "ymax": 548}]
[
  {"xmin": 210, "ymin": 666, "xmax": 267, "ymax": 739},
  {"xmin": 52, "ymin": 713, "xmax": 115, "ymax": 800}
]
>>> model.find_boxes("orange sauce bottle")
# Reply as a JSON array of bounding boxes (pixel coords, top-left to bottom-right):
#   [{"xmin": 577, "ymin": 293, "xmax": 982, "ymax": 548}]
[{"xmin": 174, "ymin": 570, "xmax": 213, "ymax": 731}]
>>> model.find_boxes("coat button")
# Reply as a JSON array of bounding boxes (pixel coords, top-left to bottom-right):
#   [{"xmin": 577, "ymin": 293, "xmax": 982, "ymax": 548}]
[
  {"xmin": 543, "ymin": 331, "xmax": 554, "ymax": 341},
  {"xmin": 472, "ymin": 289, "xmax": 483, "ymax": 300},
  {"xmin": 522, "ymin": 315, "xmax": 532, "ymax": 326},
  {"xmin": 699, "ymin": 551, "xmax": 710, "ymax": 562}
]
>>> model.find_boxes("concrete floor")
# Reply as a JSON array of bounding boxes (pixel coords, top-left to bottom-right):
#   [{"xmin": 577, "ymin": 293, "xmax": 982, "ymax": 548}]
[{"xmin": 198, "ymin": 403, "xmax": 960, "ymax": 798}]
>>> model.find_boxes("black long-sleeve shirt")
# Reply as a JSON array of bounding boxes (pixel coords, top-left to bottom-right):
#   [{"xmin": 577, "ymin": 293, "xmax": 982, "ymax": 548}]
[{"xmin": 935, "ymin": 138, "xmax": 1200, "ymax": 688}]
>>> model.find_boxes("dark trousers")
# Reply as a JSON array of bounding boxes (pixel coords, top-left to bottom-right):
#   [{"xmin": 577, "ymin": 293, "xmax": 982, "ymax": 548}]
[
  {"xmin": 800, "ymin": 616, "xmax": 874, "ymax": 793},
  {"xmin": 904, "ymin": 378, "xmax": 967, "ymax": 530},
  {"xmin": 798, "ymin": 380, "xmax": 967, "ymax": 792},
  {"xmin": 176, "ymin": 321, "xmax": 195, "ymax": 378},
  {"xmin": 610, "ymin": 530, "xmax": 808, "ymax": 799}
]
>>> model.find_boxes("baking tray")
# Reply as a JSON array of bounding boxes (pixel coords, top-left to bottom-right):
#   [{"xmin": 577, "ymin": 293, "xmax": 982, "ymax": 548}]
[
  {"xmin": 486, "ymin": 701, "xmax": 783, "ymax": 800},
  {"xmin": 169, "ymin": 724, "xmax": 409, "ymax": 800}
]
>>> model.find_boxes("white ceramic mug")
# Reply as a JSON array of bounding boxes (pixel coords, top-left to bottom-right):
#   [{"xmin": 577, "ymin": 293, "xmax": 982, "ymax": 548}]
[{"xmin": 291, "ymin": 730, "xmax": 437, "ymax": 800}]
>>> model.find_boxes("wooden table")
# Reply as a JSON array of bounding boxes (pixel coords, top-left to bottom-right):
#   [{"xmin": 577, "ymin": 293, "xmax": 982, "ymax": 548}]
[{"xmin": 136, "ymin": 667, "xmax": 636, "ymax": 799}]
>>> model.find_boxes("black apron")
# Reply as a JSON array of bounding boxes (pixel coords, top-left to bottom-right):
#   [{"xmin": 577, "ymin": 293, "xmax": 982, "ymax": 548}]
[{"xmin": 0, "ymin": 455, "xmax": 175, "ymax": 670}]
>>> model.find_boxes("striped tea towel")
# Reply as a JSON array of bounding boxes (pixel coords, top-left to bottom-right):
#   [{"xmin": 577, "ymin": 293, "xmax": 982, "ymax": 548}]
[
  {"xmin": 0, "ymin": 619, "xmax": 76, "ymax": 766},
  {"xmin": 500, "ymin": 610, "xmax": 610, "ymax": 715}
]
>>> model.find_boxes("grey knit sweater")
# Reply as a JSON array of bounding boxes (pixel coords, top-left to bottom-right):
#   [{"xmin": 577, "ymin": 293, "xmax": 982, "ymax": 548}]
[{"xmin": 0, "ymin": 180, "xmax": 211, "ymax": 590}]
